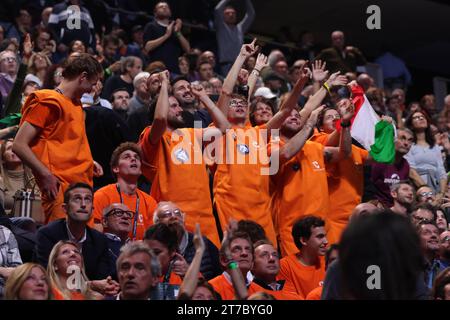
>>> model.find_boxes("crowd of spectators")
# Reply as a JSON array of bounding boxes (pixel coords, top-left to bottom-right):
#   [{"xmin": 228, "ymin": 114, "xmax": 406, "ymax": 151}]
[{"xmin": 0, "ymin": 0, "xmax": 450, "ymax": 301}]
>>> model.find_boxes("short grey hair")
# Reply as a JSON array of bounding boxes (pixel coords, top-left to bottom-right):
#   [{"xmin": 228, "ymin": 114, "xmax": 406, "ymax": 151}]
[
  {"xmin": 133, "ymin": 71, "xmax": 150, "ymax": 88},
  {"xmin": 116, "ymin": 242, "xmax": 161, "ymax": 277},
  {"xmin": 121, "ymin": 56, "xmax": 141, "ymax": 75}
]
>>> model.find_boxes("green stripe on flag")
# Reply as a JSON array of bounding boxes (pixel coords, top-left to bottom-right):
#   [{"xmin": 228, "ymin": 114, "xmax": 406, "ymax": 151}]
[{"xmin": 369, "ymin": 120, "xmax": 395, "ymax": 164}]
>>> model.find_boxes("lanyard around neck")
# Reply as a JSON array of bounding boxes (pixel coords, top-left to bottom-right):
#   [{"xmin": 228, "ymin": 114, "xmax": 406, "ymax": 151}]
[{"xmin": 116, "ymin": 183, "xmax": 140, "ymax": 240}]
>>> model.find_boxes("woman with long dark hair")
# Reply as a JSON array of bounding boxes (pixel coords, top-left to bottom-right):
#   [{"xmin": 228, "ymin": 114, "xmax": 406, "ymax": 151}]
[{"xmin": 405, "ymin": 110, "xmax": 448, "ymax": 198}]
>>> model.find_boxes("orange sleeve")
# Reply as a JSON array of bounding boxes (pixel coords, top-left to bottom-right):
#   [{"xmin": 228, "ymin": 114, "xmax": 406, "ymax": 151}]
[
  {"xmin": 138, "ymin": 127, "xmax": 159, "ymax": 181},
  {"xmin": 92, "ymin": 187, "xmax": 113, "ymax": 224},
  {"xmin": 20, "ymin": 93, "xmax": 61, "ymax": 129},
  {"xmin": 305, "ymin": 286, "xmax": 322, "ymax": 300}
]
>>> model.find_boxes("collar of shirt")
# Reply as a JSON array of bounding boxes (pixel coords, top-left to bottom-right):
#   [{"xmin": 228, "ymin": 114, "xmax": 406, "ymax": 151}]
[
  {"xmin": 178, "ymin": 231, "xmax": 189, "ymax": 256},
  {"xmin": 105, "ymin": 232, "xmax": 125, "ymax": 243},
  {"xmin": 156, "ymin": 19, "xmax": 169, "ymax": 28},
  {"xmin": 252, "ymin": 277, "xmax": 285, "ymax": 291},
  {"xmin": 65, "ymin": 221, "xmax": 87, "ymax": 248},
  {"xmin": 222, "ymin": 271, "xmax": 254, "ymax": 287}
]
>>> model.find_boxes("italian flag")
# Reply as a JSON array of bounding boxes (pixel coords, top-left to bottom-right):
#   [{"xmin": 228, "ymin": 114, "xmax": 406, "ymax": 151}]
[{"xmin": 337, "ymin": 84, "xmax": 396, "ymax": 164}]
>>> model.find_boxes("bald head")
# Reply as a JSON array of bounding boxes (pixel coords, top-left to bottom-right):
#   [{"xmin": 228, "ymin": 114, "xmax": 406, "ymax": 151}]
[
  {"xmin": 102, "ymin": 203, "xmax": 133, "ymax": 240},
  {"xmin": 350, "ymin": 202, "xmax": 378, "ymax": 222},
  {"xmin": 153, "ymin": 201, "xmax": 185, "ymax": 226}
]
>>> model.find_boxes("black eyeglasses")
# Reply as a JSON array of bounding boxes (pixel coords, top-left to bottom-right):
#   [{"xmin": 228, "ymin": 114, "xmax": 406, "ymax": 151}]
[{"xmin": 106, "ymin": 209, "xmax": 134, "ymax": 219}]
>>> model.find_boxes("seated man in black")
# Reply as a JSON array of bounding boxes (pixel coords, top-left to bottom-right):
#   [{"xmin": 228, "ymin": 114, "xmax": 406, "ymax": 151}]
[
  {"xmin": 102, "ymin": 202, "xmax": 133, "ymax": 280},
  {"xmin": 34, "ymin": 182, "xmax": 112, "ymax": 280}
]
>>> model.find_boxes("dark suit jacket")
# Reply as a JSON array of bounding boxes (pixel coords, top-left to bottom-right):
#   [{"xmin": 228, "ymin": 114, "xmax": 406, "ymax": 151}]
[
  {"xmin": 316, "ymin": 47, "xmax": 367, "ymax": 74},
  {"xmin": 34, "ymin": 219, "xmax": 112, "ymax": 280}
]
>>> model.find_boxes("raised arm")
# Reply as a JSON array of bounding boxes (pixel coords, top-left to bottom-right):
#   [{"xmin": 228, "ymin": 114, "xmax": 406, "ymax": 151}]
[
  {"xmin": 277, "ymin": 106, "xmax": 325, "ymax": 163},
  {"xmin": 239, "ymin": 0, "xmax": 256, "ymax": 33},
  {"xmin": 144, "ymin": 21, "xmax": 175, "ymax": 54},
  {"xmin": 215, "ymin": 0, "xmax": 231, "ymax": 22},
  {"xmin": 323, "ymin": 102, "xmax": 354, "ymax": 163},
  {"xmin": 299, "ymin": 71, "xmax": 348, "ymax": 128},
  {"xmin": 177, "ymin": 224, "xmax": 205, "ymax": 300},
  {"xmin": 247, "ymin": 53, "xmax": 268, "ymax": 101},
  {"xmin": 174, "ymin": 19, "xmax": 191, "ymax": 53},
  {"xmin": 148, "ymin": 71, "xmax": 170, "ymax": 144},
  {"xmin": 191, "ymin": 84, "xmax": 231, "ymax": 135},
  {"xmin": 265, "ymin": 64, "xmax": 310, "ymax": 131},
  {"xmin": 310, "ymin": 60, "xmax": 329, "ymax": 94},
  {"xmin": 218, "ymin": 39, "xmax": 259, "ymax": 115},
  {"xmin": 221, "ymin": 220, "xmax": 248, "ymax": 300}
]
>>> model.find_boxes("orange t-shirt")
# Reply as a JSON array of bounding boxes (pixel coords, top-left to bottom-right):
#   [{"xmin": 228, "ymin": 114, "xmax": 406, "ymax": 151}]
[
  {"xmin": 88, "ymin": 183, "xmax": 157, "ymax": 240},
  {"xmin": 209, "ymin": 273, "xmax": 263, "ymax": 300},
  {"xmin": 278, "ymin": 254, "xmax": 326, "ymax": 299},
  {"xmin": 305, "ymin": 285, "xmax": 323, "ymax": 300},
  {"xmin": 211, "ymin": 125, "xmax": 276, "ymax": 246},
  {"xmin": 20, "ymin": 90, "xmax": 93, "ymax": 223},
  {"xmin": 139, "ymin": 126, "xmax": 220, "ymax": 247},
  {"xmin": 326, "ymin": 145, "xmax": 368, "ymax": 244},
  {"xmin": 251, "ymin": 282, "xmax": 303, "ymax": 300},
  {"xmin": 310, "ymin": 129, "xmax": 329, "ymax": 145},
  {"xmin": 51, "ymin": 287, "xmax": 86, "ymax": 300},
  {"xmin": 269, "ymin": 139, "xmax": 329, "ymax": 257},
  {"xmin": 160, "ymin": 272, "xmax": 183, "ymax": 285}
]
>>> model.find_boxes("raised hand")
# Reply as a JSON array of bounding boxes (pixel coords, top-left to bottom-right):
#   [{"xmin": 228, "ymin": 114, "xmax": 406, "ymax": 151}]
[
  {"xmin": 326, "ymin": 71, "xmax": 348, "ymax": 87},
  {"xmin": 158, "ymin": 70, "xmax": 170, "ymax": 83},
  {"xmin": 191, "ymin": 83, "xmax": 207, "ymax": 98},
  {"xmin": 172, "ymin": 252, "xmax": 189, "ymax": 277},
  {"xmin": 239, "ymin": 38, "xmax": 259, "ymax": 59},
  {"xmin": 166, "ymin": 21, "xmax": 175, "ymax": 36},
  {"xmin": 311, "ymin": 60, "xmax": 329, "ymax": 83},
  {"xmin": 308, "ymin": 105, "xmax": 326, "ymax": 126},
  {"xmin": 23, "ymin": 33, "xmax": 33, "ymax": 58},
  {"xmin": 193, "ymin": 223, "xmax": 205, "ymax": 254},
  {"xmin": 381, "ymin": 115, "xmax": 393, "ymax": 124},
  {"xmin": 254, "ymin": 53, "xmax": 269, "ymax": 71},
  {"xmin": 174, "ymin": 19, "xmax": 182, "ymax": 33}
]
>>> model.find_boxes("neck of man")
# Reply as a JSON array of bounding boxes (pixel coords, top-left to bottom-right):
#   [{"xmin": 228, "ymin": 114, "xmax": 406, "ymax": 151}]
[
  {"xmin": 121, "ymin": 291, "xmax": 150, "ymax": 300},
  {"xmin": 117, "ymin": 176, "xmax": 138, "ymax": 195},
  {"xmin": 67, "ymin": 218, "xmax": 86, "ymax": 241},
  {"xmin": 281, "ymin": 127, "xmax": 299, "ymax": 140},
  {"xmin": 137, "ymin": 91, "xmax": 151, "ymax": 103},
  {"xmin": 395, "ymin": 152, "xmax": 405, "ymax": 163},
  {"xmin": 156, "ymin": 17, "xmax": 170, "ymax": 25},
  {"xmin": 391, "ymin": 202, "xmax": 408, "ymax": 216},
  {"xmin": 181, "ymin": 102, "xmax": 196, "ymax": 114},
  {"xmin": 425, "ymin": 250, "xmax": 437, "ymax": 264},
  {"xmin": 297, "ymin": 249, "xmax": 319, "ymax": 266},
  {"xmin": 258, "ymin": 274, "xmax": 277, "ymax": 287},
  {"xmin": 121, "ymin": 74, "xmax": 132, "ymax": 84},
  {"xmin": 57, "ymin": 80, "xmax": 80, "ymax": 101},
  {"xmin": 106, "ymin": 227, "xmax": 128, "ymax": 242},
  {"xmin": 229, "ymin": 118, "xmax": 247, "ymax": 128}
]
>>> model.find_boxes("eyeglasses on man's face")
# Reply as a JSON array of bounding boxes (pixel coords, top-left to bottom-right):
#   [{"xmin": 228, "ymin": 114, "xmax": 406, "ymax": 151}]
[
  {"xmin": 157, "ymin": 209, "xmax": 183, "ymax": 219},
  {"xmin": 1, "ymin": 56, "xmax": 16, "ymax": 63},
  {"xmin": 229, "ymin": 99, "xmax": 248, "ymax": 108},
  {"xmin": 106, "ymin": 209, "xmax": 134, "ymax": 219}
]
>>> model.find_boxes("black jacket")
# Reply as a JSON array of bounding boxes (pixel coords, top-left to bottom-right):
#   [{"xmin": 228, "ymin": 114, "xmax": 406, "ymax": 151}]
[
  {"xmin": 183, "ymin": 232, "xmax": 221, "ymax": 280},
  {"xmin": 34, "ymin": 219, "xmax": 112, "ymax": 280}
]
